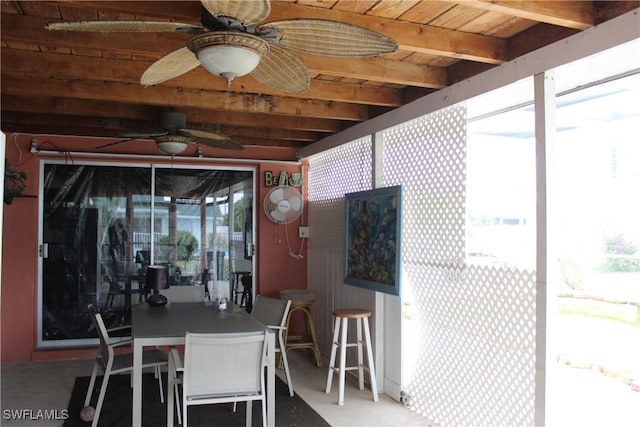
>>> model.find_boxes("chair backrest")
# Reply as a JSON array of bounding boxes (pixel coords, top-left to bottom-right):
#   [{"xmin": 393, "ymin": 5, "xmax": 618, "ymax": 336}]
[
  {"xmin": 135, "ymin": 250, "xmax": 150, "ymax": 266},
  {"xmin": 251, "ymin": 295, "xmax": 291, "ymax": 329},
  {"xmin": 161, "ymin": 285, "xmax": 205, "ymax": 303},
  {"xmin": 182, "ymin": 331, "xmax": 268, "ymax": 398},
  {"xmin": 87, "ymin": 304, "xmax": 113, "ymax": 369}
]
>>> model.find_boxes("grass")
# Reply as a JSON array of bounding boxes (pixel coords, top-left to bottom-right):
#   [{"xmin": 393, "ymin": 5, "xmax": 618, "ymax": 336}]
[{"xmin": 557, "ymin": 298, "xmax": 640, "ymax": 326}]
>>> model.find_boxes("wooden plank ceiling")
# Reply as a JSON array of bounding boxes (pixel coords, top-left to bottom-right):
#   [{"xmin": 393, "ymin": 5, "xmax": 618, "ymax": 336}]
[{"xmin": 1, "ymin": 1, "xmax": 638, "ymax": 155}]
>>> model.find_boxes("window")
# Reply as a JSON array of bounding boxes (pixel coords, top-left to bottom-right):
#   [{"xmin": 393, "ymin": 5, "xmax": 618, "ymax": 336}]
[{"xmin": 39, "ymin": 162, "xmax": 253, "ymax": 348}]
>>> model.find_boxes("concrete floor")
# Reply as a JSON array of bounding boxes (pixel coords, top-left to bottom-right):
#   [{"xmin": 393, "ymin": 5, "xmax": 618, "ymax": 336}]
[
  {"xmin": 0, "ymin": 350, "xmax": 434, "ymax": 427},
  {"xmin": 3, "ymin": 349, "xmax": 640, "ymax": 426}
]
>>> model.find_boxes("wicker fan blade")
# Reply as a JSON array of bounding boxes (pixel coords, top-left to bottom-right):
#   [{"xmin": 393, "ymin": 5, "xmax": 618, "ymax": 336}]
[
  {"xmin": 251, "ymin": 43, "xmax": 309, "ymax": 94},
  {"xmin": 121, "ymin": 131, "xmax": 169, "ymax": 138},
  {"xmin": 141, "ymin": 47, "xmax": 201, "ymax": 86},
  {"xmin": 46, "ymin": 21, "xmax": 202, "ymax": 33},
  {"xmin": 261, "ymin": 19, "xmax": 397, "ymax": 57},
  {"xmin": 183, "ymin": 129, "xmax": 244, "ymax": 150},
  {"xmin": 96, "ymin": 131, "xmax": 169, "ymax": 149},
  {"xmin": 200, "ymin": 0, "xmax": 271, "ymax": 25}
]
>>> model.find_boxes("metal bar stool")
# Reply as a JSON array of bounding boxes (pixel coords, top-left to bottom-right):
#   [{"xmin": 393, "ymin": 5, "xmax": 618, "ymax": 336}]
[
  {"xmin": 279, "ymin": 289, "xmax": 322, "ymax": 368},
  {"xmin": 231, "ymin": 271, "xmax": 251, "ymax": 305},
  {"xmin": 325, "ymin": 308, "xmax": 378, "ymax": 405},
  {"xmin": 239, "ymin": 274, "xmax": 253, "ymax": 312}
]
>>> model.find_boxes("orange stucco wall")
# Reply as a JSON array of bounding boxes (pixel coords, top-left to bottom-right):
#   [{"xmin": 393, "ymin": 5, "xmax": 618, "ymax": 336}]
[{"xmin": 1, "ymin": 133, "xmax": 309, "ymax": 361}]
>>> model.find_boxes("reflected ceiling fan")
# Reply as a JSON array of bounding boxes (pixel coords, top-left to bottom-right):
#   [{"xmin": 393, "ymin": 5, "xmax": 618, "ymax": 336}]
[
  {"xmin": 46, "ymin": 0, "xmax": 397, "ymax": 93},
  {"xmin": 96, "ymin": 111, "xmax": 243, "ymax": 155}
]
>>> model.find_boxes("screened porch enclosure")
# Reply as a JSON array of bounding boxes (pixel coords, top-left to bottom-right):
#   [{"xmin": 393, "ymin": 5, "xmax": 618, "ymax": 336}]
[{"xmin": 306, "ymin": 38, "xmax": 639, "ymax": 426}]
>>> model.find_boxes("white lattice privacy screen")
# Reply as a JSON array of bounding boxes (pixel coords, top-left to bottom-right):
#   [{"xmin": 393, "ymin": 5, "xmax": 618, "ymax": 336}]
[
  {"xmin": 308, "ymin": 104, "xmax": 537, "ymax": 425},
  {"xmin": 307, "ymin": 137, "xmax": 375, "ymax": 354},
  {"xmin": 381, "ymin": 106, "xmax": 536, "ymax": 425}
]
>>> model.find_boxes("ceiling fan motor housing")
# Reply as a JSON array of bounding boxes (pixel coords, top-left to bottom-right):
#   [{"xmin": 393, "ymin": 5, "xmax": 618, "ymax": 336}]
[{"xmin": 160, "ymin": 111, "xmax": 187, "ymax": 131}]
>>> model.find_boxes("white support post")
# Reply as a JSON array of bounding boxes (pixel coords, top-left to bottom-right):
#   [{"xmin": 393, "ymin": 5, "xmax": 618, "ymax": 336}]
[{"xmin": 534, "ymin": 70, "xmax": 556, "ymax": 427}]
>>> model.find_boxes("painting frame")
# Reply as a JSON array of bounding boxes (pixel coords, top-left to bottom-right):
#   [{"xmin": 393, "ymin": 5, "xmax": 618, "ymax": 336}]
[{"xmin": 343, "ymin": 185, "xmax": 402, "ymax": 296}]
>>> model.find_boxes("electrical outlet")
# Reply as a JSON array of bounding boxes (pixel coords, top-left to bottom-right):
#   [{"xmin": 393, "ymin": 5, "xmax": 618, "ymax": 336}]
[{"xmin": 299, "ymin": 226, "xmax": 310, "ymax": 238}]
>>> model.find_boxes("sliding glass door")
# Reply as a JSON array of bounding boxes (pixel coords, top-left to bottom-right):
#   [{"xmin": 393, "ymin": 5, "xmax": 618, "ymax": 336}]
[{"xmin": 38, "ymin": 162, "xmax": 254, "ymax": 348}]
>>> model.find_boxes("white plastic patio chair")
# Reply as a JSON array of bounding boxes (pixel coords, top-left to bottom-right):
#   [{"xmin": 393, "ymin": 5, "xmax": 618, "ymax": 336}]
[
  {"xmin": 251, "ymin": 295, "xmax": 294, "ymax": 397},
  {"xmin": 167, "ymin": 331, "xmax": 269, "ymax": 427},
  {"xmin": 84, "ymin": 304, "xmax": 168, "ymax": 427},
  {"xmin": 154, "ymin": 285, "xmax": 205, "ymax": 423}
]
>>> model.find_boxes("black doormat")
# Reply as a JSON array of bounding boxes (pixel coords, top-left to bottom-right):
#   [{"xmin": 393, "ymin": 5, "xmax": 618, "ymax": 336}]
[{"xmin": 64, "ymin": 373, "xmax": 330, "ymax": 427}]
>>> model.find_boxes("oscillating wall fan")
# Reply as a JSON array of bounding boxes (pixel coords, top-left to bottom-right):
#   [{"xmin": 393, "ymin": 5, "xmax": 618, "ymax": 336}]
[{"xmin": 264, "ymin": 185, "xmax": 303, "ymax": 224}]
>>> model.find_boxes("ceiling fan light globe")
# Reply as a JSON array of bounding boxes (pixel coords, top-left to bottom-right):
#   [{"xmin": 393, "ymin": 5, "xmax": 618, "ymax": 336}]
[
  {"xmin": 197, "ymin": 45, "xmax": 261, "ymax": 78},
  {"xmin": 188, "ymin": 32, "xmax": 269, "ymax": 86},
  {"xmin": 157, "ymin": 141, "xmax": 188, "ymax": 155}
]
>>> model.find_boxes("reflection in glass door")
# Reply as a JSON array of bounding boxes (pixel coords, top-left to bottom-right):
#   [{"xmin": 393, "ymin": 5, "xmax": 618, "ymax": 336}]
[
  {"xmin": 40, "ymin": 164, "xmax": 151, "ymax": 346},
  {"xmin": 152, "ymin": 167, "xmax": 254, "ymax": 309},
  {"xmin": 39, "ymin": 163, "xmax": 254, "ymax": 348},
  {"xmin": 211, "ymin": 193, "xmax": 229, "ymax": 282},
  {"xmin": 230, "ymin": 183, "xmax": 254, "ymax": 311}
]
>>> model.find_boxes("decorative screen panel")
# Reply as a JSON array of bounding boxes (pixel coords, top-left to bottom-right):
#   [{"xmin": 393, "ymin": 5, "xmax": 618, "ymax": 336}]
[
  {"xmin": 308, "ymin": 136, "xmax": 372, "ymax": 252},
  {"xmin": 380, "ymin": 106, "xmax": 537, "ymax": 426},
  {"xmin": 307, "ymin": 137, "xmax": 375, "ymax": 352}
]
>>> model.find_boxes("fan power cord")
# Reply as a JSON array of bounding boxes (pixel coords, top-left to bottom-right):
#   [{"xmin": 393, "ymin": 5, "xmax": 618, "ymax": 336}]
[
  {"xmin": 288, "ymin": 251, "xmax": 304, "ymax": 260},
  {"xmin": 284, "ymin": 223, "xmax": 305, "ymax": 260}
]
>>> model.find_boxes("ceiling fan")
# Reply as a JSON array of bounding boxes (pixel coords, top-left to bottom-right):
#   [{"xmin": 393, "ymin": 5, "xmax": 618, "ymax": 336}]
[
  {"xmin": 46, "ymin": 0, "xmax": 398, "ymax": 94},
  {"xmin": 96, "ymin": 111, "xmax": 243, "ymax": 155}
]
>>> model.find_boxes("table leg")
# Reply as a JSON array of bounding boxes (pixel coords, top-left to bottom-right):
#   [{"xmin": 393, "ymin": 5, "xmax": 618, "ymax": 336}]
[
  {"xmin": 267, "ymin": 331, "xmax": 275, "ymax": 427},
  {"xmin": 167, "ymin": 350, "xmax": 175, "ymax": 427},
  {"xmin": 132, "ymin": 340, "xmax": 143, "ymax": 427}
]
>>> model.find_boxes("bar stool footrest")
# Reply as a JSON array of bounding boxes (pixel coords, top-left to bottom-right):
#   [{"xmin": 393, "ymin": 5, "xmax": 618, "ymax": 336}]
[{"xmin": 329, "ymin": 366, "xmax": 362, "ymax": 373}]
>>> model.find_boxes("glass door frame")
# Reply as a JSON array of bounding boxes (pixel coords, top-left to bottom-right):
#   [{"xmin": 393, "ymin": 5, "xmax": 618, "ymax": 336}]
[{"xmin": 37, "ymin": 159, "xmax": 256, "ymax": 349}]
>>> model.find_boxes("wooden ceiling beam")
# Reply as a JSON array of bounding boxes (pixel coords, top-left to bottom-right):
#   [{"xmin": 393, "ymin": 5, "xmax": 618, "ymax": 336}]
[
  {"xmin": 1, "ymin": 13, "xmax": 445, "ymax": 89},
  {"xmin": 1, "ymin": 94, "xmax": 158, "ymax": 121},
  {"xmin": 225, "ymin": 136, "xmax": 302, "ymax": 149},
  {"xmin": 0, "ymin": 111, "xmax": 304, "ymax": 148},
  {"xmin": 10, "ymin": 1, "xmax": 508, "ymax": 64},
  {"xmin": 1, "ymin": 73, "xmax": 369, "ymax": 121},
  {"xmin": 1, "ymin": 95, "xmax": 343, "ymax": 133},
  {"xmin": 296, "ymin": 52, "xmax": 446, "ymax": 89},
  {"xmin": 448, "ymin": 21, "xmax": 579, "ymax": 83},
  {"xmin": 0, "ymin": 48, "xmax": 404, "ymax": 106},
  {"xmin": 266, "ymin": 1, "xmax": 508, "ymax": 64},
  {"xmin": 48, "ymin": 1, "xmax": 202, "ymax": 22},
  {"xmin": 594, "ymin": 1, "xmax": 640, "ymax": 24},
  {"xmin": 178, "ymin": 108, "xmax": 343, "ymax": 133},
  {"xmin": 1, "ymin": 110, "xmax": 316, "ymax": 142},
  {"xmin": 456, "ymin": 1, "xmax": 595, "ymax": 30},
  {"xmin": 1, "ymin": 110, "xmax": 146, "ymax": 135},
  {"xmin": 193, "ymin": 124, "xmax": 317, "ymax": 142},
  {"xmin": 1, "ymin": 13, "xmax": 186, "ymax": 56}
]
